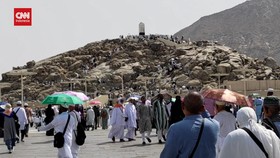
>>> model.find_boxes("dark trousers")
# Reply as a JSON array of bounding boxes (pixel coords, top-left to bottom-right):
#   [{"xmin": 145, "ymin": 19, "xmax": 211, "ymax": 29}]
[
  {"xmin": 25, "ymin": 124, "xmax": 29, "ymax": 136},
  {"xmin": 15, "ymin": 123, "xmax": 20, "ymax": 137},
  {"xmin": 15, "ymin": 123, "xmax": 26, "ymax": 140}
]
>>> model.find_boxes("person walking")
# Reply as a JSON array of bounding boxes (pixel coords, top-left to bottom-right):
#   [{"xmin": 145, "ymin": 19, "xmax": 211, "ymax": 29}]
[
  {"xmin": 86, "ymin": 107, "xmax": 95, "ymax": 131},
  {"xmin": 152, "ymin": 94, "xmax": 169, "ymax": 143},
  {"xmin": 262, "ymin": 96, "xmax": 280, "ymax": 138},
  {"xmin": 254, "ymin": 96, "xmax": 263, "ymax": 123},
  {"xmin": 169, "ymin": 96, "xmax": 184, "ymax": 126},
  {"xmin": 1, "ymin": 104, "xmax": 17, "ymax": 153},
  {"xmin": 12, "ymin": 101, "xmax": 28, "ymax": 142},
  {"xmin": 44, "ymin": 104, "xmax": 55, "ymax": 136},
  {"xmin": 213, "ymin": 101, "xmax": 236, "ymax": 154},
  {"xmin": 137, "ymin": 96, "xmax": 153, "ymax": 145},
  {"xmin": 124, "ymin": 98, "xmax": 137, "ymax": 141},
  {"xmin": 93, "ymin": 106, "xmax": 100, "ymax": 129},
  {"xmin": 24, "ymin": 103, "xmax": 33, "ymax": 137},
  {"xmin": 160, "ymin": 92, "xmax": 219, "ymax": 158},
  {"xmin": 100, "ymin": 107, "xmax": 109, "ymax": 129},
  {"xmin": 108, "ymin": 99, "xmax": 126, "ymax": 142},
  {"xmin": 39, "ymin": 104, "xmax": 75, "ymax": 158},
  {"xmin": 219, "ymin": 107, "xmax": 280, "ymax": 158},
  {"xmin": 68, "ymin": 104, "xmax": 81, "ymax": 158}
]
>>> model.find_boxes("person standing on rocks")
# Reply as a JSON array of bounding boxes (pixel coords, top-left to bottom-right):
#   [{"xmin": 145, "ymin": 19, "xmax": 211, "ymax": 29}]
[
  {"xmin": 12, "ymin": 101, "xmax": 28, "ymax": 142},
  {"xmin": 137, "ymin": 96, "xmax": 153, "ymax": 145},
  {"xmin": 108, "ymin": 99, "xmax": 126, "ymax": 142}
]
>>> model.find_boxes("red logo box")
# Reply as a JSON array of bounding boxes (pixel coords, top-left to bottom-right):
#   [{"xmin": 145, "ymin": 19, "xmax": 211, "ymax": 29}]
[{"xmin": 14, "ymin": 8, "xmax": 32, "ymax": 26}]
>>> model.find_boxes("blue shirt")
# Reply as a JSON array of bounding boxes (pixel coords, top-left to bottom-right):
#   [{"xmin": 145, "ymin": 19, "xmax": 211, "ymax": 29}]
[{"xmin": 160, "ymin": 112, "xmax": 219, "ymax": 158}]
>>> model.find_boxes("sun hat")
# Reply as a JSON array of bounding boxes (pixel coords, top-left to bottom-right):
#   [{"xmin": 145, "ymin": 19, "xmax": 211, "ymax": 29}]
[{"xmin": 5, "ymin": 103, "xmax": 12, "ymax": 110}]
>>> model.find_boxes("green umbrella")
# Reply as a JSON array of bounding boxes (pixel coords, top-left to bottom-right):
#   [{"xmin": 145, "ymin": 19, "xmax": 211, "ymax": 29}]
[{"xmin": 41, "ymin": 93, "xmax": 84, "ymax": 106}]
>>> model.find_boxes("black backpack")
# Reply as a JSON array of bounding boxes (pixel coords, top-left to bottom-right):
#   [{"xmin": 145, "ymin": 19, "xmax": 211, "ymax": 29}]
[{"xmin": 74, "ymin": 112, "xmax": 86, "ymax": 146}]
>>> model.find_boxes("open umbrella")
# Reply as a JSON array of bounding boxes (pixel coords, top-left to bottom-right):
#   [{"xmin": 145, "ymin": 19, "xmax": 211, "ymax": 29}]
[
  {"xmin": 41, "ymin": 94, "xmax": 84, "ymax": 106},
  {"xmin": 0, "ymin": 102, "xmax": 7, "ymax": 109},
  {"xmin": 202, "ymin": 89, "xmax": 251, "ymax": 107},
  {"xmin": 248, "ymin": 93, "xmax": 260, "ymax": 99},
  {"xmin": 89, "ymin": 100, "xmax": 101, "ymax": 105},
  {"xmin": 53, "ymin": 91, "xmax": 89, "ymax": 101}
]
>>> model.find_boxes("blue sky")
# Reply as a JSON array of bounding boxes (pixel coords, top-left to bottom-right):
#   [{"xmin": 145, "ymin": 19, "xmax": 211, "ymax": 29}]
[{"xmin": 0, "ymin": 0, "xmax": 246, "ymax": 78}]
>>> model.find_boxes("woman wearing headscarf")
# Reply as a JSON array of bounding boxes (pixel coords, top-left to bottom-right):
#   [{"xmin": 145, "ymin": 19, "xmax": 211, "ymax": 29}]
[
  {"xmin": 1, "ymin": 104, "xmax": 17, "ymax": 153},
  {"xmin": 219, "ymin": 107, "xmax": 280, "ymax": 158},
  {"xmin": 44, "ymin": 104, "xmax": 55, "ymax": 136},
  {"xmin": 169, "ymin": 96, "xmax": 184, "ymax": 126}
]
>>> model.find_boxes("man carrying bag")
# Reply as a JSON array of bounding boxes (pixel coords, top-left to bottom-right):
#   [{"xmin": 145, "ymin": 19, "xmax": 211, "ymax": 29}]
[{"xmin": 39, "ymin": 105, "xmax": 75, "ymax": 158}]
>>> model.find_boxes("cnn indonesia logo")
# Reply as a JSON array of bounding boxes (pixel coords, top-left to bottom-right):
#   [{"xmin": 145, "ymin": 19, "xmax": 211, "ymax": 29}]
[{"xmin": 14, "ymin": 8, "xmax": 32, "ymax": 26}]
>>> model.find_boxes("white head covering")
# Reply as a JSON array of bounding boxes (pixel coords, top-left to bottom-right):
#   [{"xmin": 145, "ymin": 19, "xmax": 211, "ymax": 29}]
[
  {"xmin": 267, "ymin": 88, "xmax": 274, "ymax": 92},
  {"xmin": 236, "ymin": 107, "xmax": 280, "ymax": 157},
  {"xmin": 215, "ymin": 100, "xmax": 226, "ymax": 106}
]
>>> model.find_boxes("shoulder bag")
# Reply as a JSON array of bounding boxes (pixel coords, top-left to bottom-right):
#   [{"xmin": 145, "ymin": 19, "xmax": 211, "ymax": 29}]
[
  {"xmin": 189, "ymin": 118, "xmax": 205, "ymax": 158},
  {"xmin": 242, "ymin": 127, "xmax": 268, "ymax": 158},
  {"xmin": 53, "ymin": 115, "xmax": 70, "ymax": 148}
]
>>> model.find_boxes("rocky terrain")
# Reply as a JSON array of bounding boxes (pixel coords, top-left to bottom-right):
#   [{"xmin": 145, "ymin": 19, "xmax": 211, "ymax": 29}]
[
  {"xmin": 1, "ymin": 36, "xmax": 280, "ymax": 103},
  {"xmin": 175, "ymin": 0, "xmax": 280, "ymax": 62}
]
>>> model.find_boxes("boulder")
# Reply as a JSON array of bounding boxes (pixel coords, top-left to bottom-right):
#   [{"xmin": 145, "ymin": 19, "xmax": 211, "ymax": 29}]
[
  {"xmin": 26, "ymin": 60, "xmax": 36, "ymax": 68},
  {"xmin": 187, "ymin": 79, "xmax": 201, "ymax": 87},
  {"xmin": 264, "ymin": 57, "xmax": 278, "ymax": 69}
]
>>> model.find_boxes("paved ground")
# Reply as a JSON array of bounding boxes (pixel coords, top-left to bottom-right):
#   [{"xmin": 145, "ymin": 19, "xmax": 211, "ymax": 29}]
[{"xmin": 0, "ymin": 127, "xmax": 164, "ymax": 158}]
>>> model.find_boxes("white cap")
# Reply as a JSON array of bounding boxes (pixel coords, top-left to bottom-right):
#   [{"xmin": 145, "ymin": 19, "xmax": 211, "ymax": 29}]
[
  {"xmin": 24, "ymin": 103, "xmax": 28, "ymax": 106},
  {"xmin": 268, "ymin": 88, "xmax": 274, "ymax": 92},
  {"xmin": 16, "ymin": 101, "xmax": 22, "ymax": 105},
  {"xmin": 215, "ymin": 100, "xmax": 226, "ymax": 106}
]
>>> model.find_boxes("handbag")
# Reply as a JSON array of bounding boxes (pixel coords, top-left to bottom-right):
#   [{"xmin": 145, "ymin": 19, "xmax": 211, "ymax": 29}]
[
  {"xmin": 242, "ymin": 127, "xmax": 268, "ymax": 158},
  {"xmin": 53, "ymin": 115, "xmax": 70, "ymax": 148},
  {"xmin": 189, "ymin": 118, "xmax": 205, "ymax": 158}
]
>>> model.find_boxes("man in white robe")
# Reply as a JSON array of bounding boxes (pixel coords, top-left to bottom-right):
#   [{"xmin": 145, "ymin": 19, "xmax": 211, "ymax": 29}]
[
  {"xmin": 86, "ymin": 107, "xmax": 95, "ymax": 131},
  {"xmin": 124, "ymin": 99, "xmax": 137, "ymax": 141},
  {"xmin": 219, "ymin": 107, "xmax": 280, "ymax": 158},
  {"xmin": 108, "ymin": 99, "xmax": 126, "ymax": 142},
  {"xmin": 213, "ymin": 101, "xmax": 236, "ymax": 154},
  {"xmin": 69, "ymin": 105, "xmax": 81, "ymax": 158},
  {"xmin": 13, "ymin": 101, "xmax": 28, "ymax": 142},
  {"xmin": 39, "ymin": 105, "xmax": 75, "ymax": 158}
]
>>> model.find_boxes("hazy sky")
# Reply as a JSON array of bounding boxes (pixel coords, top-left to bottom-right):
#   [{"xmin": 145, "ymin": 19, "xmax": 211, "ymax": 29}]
[{"xmin": 0, "ymin": 0, "xmax": 246, "ymax": 78}]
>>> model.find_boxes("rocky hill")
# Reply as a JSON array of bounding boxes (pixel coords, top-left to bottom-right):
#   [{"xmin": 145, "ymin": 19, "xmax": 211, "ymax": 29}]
[
  {"xmin": 174, "ymin": 0, "xmax": 280, "ymax": 62},
  {"xmin": 1, "ymin": 36, "xmax": 280, "ymax": 103}
]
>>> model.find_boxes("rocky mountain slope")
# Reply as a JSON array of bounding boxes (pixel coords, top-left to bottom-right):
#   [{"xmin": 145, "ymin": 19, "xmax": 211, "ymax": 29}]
[
  {"xmin": 1, "ymin": 36, "xmax": 280, "ymax": 103},
  {"xmin": 175, "ymin": 0, "xmax": 280, "ymax": 62}
]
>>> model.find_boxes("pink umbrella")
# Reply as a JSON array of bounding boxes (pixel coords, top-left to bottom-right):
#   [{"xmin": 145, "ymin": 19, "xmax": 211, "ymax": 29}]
[
  {"xmin": 89, "ymin": 100, "xmax": 101, "ymax": 105},
  {"xmin": 202, "ymin": 89, "xmax": 252, "ymax": 107},
  {"xmin": 53, "ymin": 91, "xmax": 89, "ymax": 101}
]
